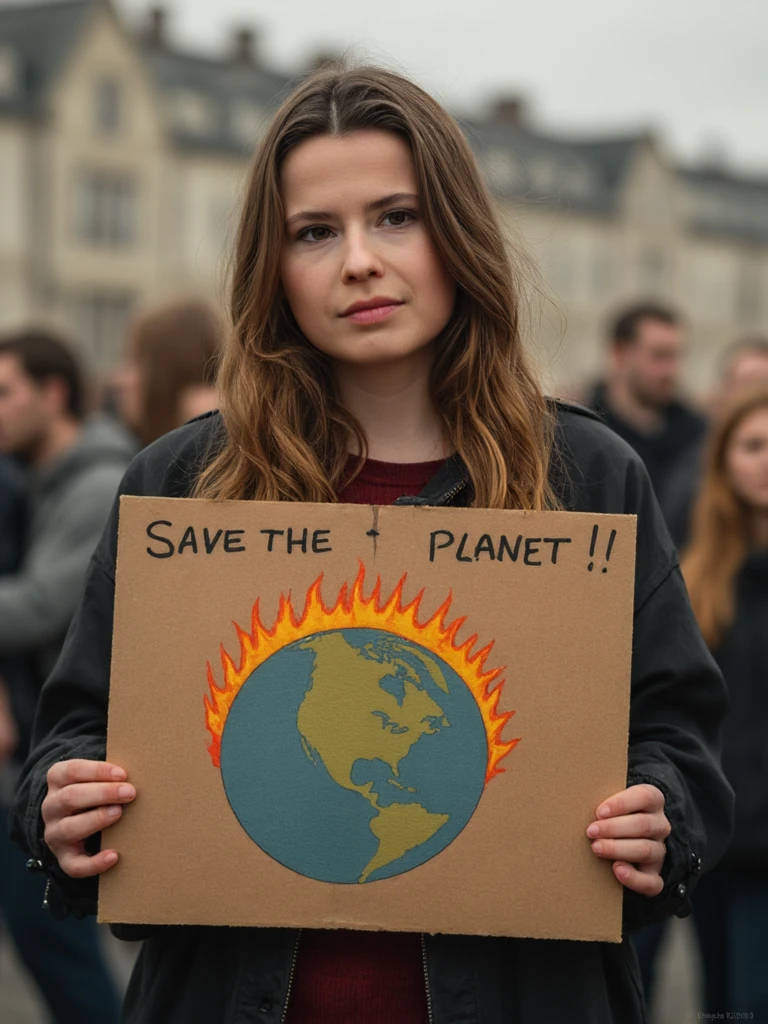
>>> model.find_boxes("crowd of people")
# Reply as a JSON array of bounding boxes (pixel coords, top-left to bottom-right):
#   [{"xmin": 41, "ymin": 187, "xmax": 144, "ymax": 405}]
[
  {"xmin": 0, "ymin": 63, "xmax": 765, "ymax": 1024},
  {"xmin": 0, "ymin": 299, "xmax": 222, "ymax": 1022}
]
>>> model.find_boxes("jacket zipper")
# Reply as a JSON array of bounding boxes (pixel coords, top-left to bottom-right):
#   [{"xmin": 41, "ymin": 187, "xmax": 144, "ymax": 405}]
[
  {"xmin": 440, "ymin": 480, "xmax": 467, "ymax": 505},
  {"xmin": 280, "ymin": 929, "xmax": 302, "ymax": 1024},
  {"xmin": 421, "ymin": 933, "xmax": 434, "ymax": 1024}
]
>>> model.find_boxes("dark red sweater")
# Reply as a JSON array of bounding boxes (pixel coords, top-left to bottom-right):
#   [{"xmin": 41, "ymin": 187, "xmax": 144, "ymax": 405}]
[{"xmin": 286, "ymin": 456, "xmax": 443, "ymax": 1024}]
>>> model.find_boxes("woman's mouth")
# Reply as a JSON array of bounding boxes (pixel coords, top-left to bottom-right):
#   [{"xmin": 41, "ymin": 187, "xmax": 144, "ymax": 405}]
[{"xmin": 340, "ymin": 298, "xmax": 404, "ymax": 324}]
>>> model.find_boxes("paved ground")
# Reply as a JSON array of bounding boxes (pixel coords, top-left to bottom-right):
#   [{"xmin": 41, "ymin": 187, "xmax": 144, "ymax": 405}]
[{"xmin": 1, "ymin": 917, "xmax": 702, "ymax": 1024}]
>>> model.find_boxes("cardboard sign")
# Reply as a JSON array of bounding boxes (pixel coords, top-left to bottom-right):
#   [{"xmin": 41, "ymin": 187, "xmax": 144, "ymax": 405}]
[{"xmin": 100, "ymin": 497, "xmax": 636, "ymax": 942}]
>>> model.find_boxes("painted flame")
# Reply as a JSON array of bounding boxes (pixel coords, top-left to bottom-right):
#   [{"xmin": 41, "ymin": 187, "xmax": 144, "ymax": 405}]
[{"xmin": 204, "ymin": 563, "xmax": 519, "ymax": 783}]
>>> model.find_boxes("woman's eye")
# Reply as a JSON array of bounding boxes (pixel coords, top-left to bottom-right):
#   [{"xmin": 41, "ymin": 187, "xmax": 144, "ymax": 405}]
[
  {"xmin": 298, "ymin": 225, "xmax": 334, "ymax": 243},
  {"xmin": 382, "ymin": 209, "xmax": 416, "ymax": 228}
]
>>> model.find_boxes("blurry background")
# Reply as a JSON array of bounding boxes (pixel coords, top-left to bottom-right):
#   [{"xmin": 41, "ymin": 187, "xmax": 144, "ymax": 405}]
[
  {"xmin": 0, "ymin": 0, "xmax": 765, "ymax": 395},
  {"xmin": 1, "ymin": 2, "xmax": 766, "ymax": 1021}
]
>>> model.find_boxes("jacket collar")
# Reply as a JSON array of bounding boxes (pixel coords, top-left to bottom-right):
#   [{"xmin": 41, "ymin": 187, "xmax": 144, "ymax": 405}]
[{"xmin": 393, "ymin": 453, "xmax": 469, "ymax": 507}]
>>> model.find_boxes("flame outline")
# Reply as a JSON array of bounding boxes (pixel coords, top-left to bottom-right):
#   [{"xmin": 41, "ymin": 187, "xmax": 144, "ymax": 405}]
[{"xmin": 204, "ymin": 562, "xmax": 520, "ymax": 782}]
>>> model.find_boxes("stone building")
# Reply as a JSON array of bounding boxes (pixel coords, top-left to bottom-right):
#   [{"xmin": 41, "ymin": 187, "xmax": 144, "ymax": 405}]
[{"xmin": 1, "ymin": 0, "xmax": 767, "ymax": 392}]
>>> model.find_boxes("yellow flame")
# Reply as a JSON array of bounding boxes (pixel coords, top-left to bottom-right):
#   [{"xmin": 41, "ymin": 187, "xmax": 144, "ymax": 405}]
[{"xmin": 204, "ymin": 563, "xmax": 519, "ymax": 783}]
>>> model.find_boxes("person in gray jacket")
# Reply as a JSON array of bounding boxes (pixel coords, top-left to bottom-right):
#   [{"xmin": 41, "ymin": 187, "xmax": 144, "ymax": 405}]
[{"xmin": 0, "ymin": 328, "xmax": 133, "ymax": 1024}]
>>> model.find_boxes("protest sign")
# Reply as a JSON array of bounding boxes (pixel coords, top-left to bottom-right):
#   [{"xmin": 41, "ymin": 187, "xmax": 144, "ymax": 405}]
[{"xmin": 100, "ymin": 496, "xmax": 636, "ymax": 941}]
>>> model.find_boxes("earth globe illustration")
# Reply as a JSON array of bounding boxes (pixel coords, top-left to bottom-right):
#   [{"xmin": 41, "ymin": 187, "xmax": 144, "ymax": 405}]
[{"xmin": 219, "ymin": 627, "xmax": 489, "ymax": 883}]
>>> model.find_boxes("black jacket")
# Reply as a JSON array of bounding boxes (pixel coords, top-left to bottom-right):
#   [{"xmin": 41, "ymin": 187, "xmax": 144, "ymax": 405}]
[
  {"xmin": 10, "ymin": 403, "xmax": 733, "ymax": 1024},
  {"xmin": 589, "ymin": 384, "xmax": 707, "ymax": 546},
  {"xmin": 714, "ymin": 547, "xmax": 768, "ymax": 868},
  {"xmin": 0, "ymin": 455, "xmax": 30, "ymax": 765}
]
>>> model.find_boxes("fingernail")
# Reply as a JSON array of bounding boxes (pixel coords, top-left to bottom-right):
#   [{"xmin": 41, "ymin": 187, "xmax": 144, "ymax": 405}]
[
  {"xmin": 106, "ymin": 805, "xmax": 121, "ymax": 818},
  {"xmin": 592, "ymin": 841, "xmax": 603, "ymax": 854},
  {"xmin": 586, "ymin": 824, "xmax": 599, "ymax": 838},
  {"xmin": 617, "ymin": 864, "xmax": 629, "ymax": 879},
  {"xmin": 110, "ymin": 767, "xmax": 126, "ymax": 780},
  {"xmin": 118, "ymin": 785, "xmax": 135, "ymax": 799},
  {"xmin": 597, "ymin": 804, "xmax": 611, "ymax": 818},
  {"xmin": 104, "ymin": 851, "xmax": 118, "ymax": 866}
]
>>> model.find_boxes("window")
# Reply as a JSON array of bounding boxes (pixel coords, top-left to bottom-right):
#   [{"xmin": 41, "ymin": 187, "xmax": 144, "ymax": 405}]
[
  {"xmin": 638, "ymin": 245, "xmax": 668, "ymax": 294},
  {"xmin": 591, "ymin": 243, "xmax": 615, "ymax": 299},
  {"xmin": 0, "ymin": 46, "xmax": 18, "ymax": 99},
  {"xmin": 168, "ymin": 90, "xmax": 216, "ymax": 136},
  {"xmin": 72, "ymin": 290, "xmax": 135, "ymax": 369},
  {"xmin": 94, "ymin": 77, "xmax": 122, "ymax": 134},
  {"xmin": 74, "ymin": 172, "xmax": 137, "ymax": 247},
  {"xmin": 736, "ymin": 262, "xmax": 762, "ymax": 323},
  {"xmin": 230, "ymin": 101, "xmax": 265, "ymax": 147}
]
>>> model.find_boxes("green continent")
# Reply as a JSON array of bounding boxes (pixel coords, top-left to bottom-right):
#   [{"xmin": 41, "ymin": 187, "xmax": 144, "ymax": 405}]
[
  {"xmin": 296, "ymin": 631, "xmax": 451, "ymax": 881},
  {"xmin": 361, "ymin": 802, "xmax": 449, "ymax": 883}
]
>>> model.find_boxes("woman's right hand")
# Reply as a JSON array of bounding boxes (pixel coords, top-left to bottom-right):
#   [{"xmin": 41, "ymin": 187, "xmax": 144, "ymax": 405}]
[{"xmin": 42, "ymin": 759, "xmax": 136, "ymax": 878}]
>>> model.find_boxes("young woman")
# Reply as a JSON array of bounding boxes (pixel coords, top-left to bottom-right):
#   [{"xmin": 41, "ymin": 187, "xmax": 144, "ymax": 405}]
[
  {"xmin": 683, "ymin": 388, "xmax": 768, "ymax": 1019},
  {"xmin": 113, "ymin": 297, "xmax": 223, "ymax": 447},
  {"xmin": 11, "ymin": 65, "xmax": 732, "ymax": 1024}
]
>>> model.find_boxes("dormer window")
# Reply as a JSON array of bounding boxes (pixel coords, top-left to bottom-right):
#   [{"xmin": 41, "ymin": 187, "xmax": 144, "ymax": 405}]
[
  {"xmin": 95, "ymin": 77, "xmax": 122, "ymax": 134},
  {"xmin": 167, "ymin": 89, "xmax": 215, "ymax": 136}
]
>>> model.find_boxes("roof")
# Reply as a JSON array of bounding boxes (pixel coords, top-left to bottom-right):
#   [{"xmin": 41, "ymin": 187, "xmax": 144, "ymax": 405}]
[
  {"xmin": 0, "ymin": 0, "xmax": 97, "ymax": 117},
  {"xmin": 466, "ymin": 118, "xmax": 647, "ymax": 215},
  {"xmin": 138, "ymin": 44, "xmax": 295, "ymax": 154},
  {"xmin": 678, "ymin": 166, "xmax": 768, "ymax": 243}
]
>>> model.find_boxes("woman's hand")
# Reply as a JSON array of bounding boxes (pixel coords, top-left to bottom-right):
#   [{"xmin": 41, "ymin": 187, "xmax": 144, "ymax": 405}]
[
  {"xmin": 586, "ymin": 783, "xmax": 670, "ymax": 896},
  {"xmin": 42, "ymin": 759, "xmax": 136, "ymax": 879}
]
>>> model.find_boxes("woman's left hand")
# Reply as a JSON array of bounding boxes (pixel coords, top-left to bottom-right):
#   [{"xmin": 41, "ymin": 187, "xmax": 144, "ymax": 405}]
[{"xmin": 586, "ymin": 783, "xmax": 671, "ymax": 896}]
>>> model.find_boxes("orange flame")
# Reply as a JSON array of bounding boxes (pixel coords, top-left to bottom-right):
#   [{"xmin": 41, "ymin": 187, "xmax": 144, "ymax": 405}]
[{"xmin": 204, "ymin": 564, "xmax": 519, "ymax": 783}]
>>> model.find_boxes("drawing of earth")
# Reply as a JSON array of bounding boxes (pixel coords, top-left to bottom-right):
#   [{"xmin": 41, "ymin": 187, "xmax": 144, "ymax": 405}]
[{"xmin": 219, "ymin": 628, "xmax": 488, "ymax": 883}]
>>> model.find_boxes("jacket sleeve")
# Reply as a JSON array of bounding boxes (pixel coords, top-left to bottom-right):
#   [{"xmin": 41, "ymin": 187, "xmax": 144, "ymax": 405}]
[
  {"xmin": 620, "ymin": 457, "xmax": 734, "ymax": 931},
  {"xmin": 8, "ymin": 487, "xmax": 124, "ymax": 917},
  {"xmin": 0, "ymin": 463, "xmax": 125, "ymax": 653}
]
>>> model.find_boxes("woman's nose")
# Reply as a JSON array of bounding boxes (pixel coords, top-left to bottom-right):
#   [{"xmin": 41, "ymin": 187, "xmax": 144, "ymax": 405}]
[{"xmin": 341, "ymin": 229, "xmax": 384, "ymax": 282}]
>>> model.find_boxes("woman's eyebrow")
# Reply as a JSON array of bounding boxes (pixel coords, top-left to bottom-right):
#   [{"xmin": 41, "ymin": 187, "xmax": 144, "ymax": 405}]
[{"xmin": 285, "ymin": 192, "xmax": 419, "ymax": 229}]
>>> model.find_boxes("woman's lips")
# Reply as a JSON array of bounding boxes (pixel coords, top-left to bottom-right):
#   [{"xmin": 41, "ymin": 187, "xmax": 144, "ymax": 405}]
[{"xmin": 343, "ymin": 303, "xmax": 403, "ymax": 324}]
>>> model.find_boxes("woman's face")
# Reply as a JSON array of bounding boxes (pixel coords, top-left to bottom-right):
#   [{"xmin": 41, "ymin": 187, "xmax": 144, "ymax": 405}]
[
  {"xmin": 725, "ymin": 406, "xmax": 768, "ymax": 512},
  {"xmin": 279, "ymin": 129, "xmax": 456, "ymax": 369}
]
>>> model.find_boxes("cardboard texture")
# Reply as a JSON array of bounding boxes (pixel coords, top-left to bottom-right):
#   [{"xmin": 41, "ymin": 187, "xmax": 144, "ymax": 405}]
[{"xmin": 101, "ymin": 497, "xmax": 637, "ymax": 942}]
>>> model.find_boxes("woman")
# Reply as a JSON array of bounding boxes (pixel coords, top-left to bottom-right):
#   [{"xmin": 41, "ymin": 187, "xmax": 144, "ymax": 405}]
[
  {"xmin": 11, "ymin": 65, "xmax": 731, "ymax": 1024},
  {"xmin": 683, "ymin": 388, "xmax": 768, "ymax": 1018},
  {"xmin": 114, "ymin": 297, "xmax": 223, "ymax": 447}
]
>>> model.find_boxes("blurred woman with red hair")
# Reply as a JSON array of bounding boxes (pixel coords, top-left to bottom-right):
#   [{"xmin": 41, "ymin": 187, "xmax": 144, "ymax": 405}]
[{"xmin": 683, "ymin": 388, "xmax": 768, "ymax": 1018}]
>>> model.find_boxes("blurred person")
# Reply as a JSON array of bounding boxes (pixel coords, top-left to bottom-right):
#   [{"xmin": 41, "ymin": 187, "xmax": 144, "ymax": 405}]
[
  {"xmin": 681, "ymin": 388, "xmax": 768, "ymax": 1019},
  {"xmin": 664, "ymin": 335, "xmax": 768, "ymax": 546},
  {"xmin": 716, "ymin": 335, "xmax": 768, "ymax": 410},
  {"xmin": 0, "ymin": 453, "xmax": 24, "ymax": 766},
  {"xmin": 0, "ymin": 328, "xmax": 132, "ymax": 1024},
  {"xmin": 114, "ymin": 297, "xmax": 223, "ymax": 447},
  {"xmin": 9, "ymin": 66, "xmax": 732, "ymax": 1024},
  {"xmin": 590, "ymin": 303, "xmax": 707, "ymax": 544}
]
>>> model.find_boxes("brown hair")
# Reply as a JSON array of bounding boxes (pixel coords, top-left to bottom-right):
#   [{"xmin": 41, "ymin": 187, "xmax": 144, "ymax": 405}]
[
  {"xmin": 194, "ymin": 63, "xmax": 555, "ymax": 509},
  {"xmin": 609, "ymin": 302, "xmax": 680, "ymax": 349},
  {"xmin": 682, "ymin": 388, "xmax": 768, "ymax": 647},
  {"xmin": 0, "ymin": 328, "xmax": 87, "ymax": 420},
  {"xmin": 129, "ymin": 298, "xmax": 223, "ymax": 446}
]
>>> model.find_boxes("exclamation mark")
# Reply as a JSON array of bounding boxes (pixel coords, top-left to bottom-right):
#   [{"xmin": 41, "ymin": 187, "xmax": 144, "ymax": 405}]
[
  {"xmin": 588, "ymin": 524, "xmax": 599, "ymax": 571},
  {"xmin": 602, "ymin": 529, "xmax": 617, "ymax": 574}
]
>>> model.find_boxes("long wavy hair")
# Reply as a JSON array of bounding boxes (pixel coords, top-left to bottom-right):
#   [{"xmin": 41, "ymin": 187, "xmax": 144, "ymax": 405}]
[
  {"xmin": 683, "ymin": 388, "xmax": 768, "ymax": 647},
  {"xmin": 195, "ymin": 64, "xmax": 555, "ymax": 509}
]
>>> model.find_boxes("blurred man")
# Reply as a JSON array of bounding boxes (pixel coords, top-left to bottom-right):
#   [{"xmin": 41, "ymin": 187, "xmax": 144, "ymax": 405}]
[
  {"xmin": 0, "ymin": 454, "xmax": 24, "ymax": 767},
  {"xmin": 590, "ymin": 303, "xmax": 706, "ymax": 543},
  {"xmin": 0, "ymin": 328, "xmax": 133, "ymax": 1024}
]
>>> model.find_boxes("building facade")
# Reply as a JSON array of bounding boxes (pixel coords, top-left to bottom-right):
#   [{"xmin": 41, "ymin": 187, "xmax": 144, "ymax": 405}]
[{"xmin": 1, "ymin": 0, "xmax": 767, "ymax": 392}]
